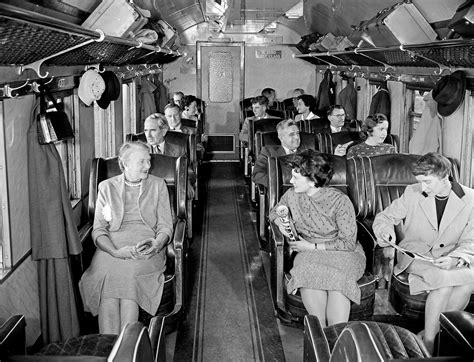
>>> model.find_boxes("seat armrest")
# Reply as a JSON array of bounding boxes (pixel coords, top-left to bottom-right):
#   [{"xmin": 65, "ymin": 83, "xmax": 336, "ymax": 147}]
[
  {"xmin": 169, "ymin": 219, "xmax": 186, "ymax": 316},
  {"xmin": 108, "ymin": 322, "xmax": 153, "ymax": 362},
  {"xmin": 270, "ymin": 223, "xmax": 286, "ymax": 310},
  {"xmin": 0, "ymin": 315, "xmax": 26, "ymax": 357},
  {"xmin": 438, "ymin": 311, "xmax": 474, "ymax": 357},
  {"xmin": 148, "ymin": 316, "xmax": 166, "ymax": 362},
  {"xmin": 303, "ymin": 315, "xmax": 331, "ymax": 362}
]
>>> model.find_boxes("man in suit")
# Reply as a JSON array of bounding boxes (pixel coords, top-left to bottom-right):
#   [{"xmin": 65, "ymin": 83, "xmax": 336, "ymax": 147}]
[
  {"xmin": 144, "ymin": 113, "xmax": 195, "ymax": 198},
  {"xmin": 252, "ymin": 119, "xmax": 303, "ymax": 188},
  {"xmin": 318, "ymin": 105, "xmax": 354, "ymax": 156},
  {"xmin": 239, "ymin": 95, "xmax": 271, "ymax": 145},
  {"xmin": 144, "ymin": 113, "xmax": 184, "ymax": 157},
  {"xmin": 164, "ymin": 103, "xmax": 195, "ymax": 134}
]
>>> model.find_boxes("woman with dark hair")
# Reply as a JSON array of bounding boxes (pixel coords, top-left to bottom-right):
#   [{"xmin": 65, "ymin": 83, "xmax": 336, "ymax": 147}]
[
  {"xmin": 295, "ymin": 94, "xmax": 318, "ymax": 122},
  {"xmin": 346, "ymin": 113, "xmax": 396, "ymax": 158},
  {"xmin": 181, "ymin": 94, "xmax": 199, "ymax": 123},
  {"xmin": 374, "ymin": 152, "xmax": 474, "ymax": 353},
  {"xmin": 79, "ymin": 141, "xmax": 173, "ymax": 334},
  {"xmin": 269, "ymin": 149, "xmax": 366, "ymax": 327}
]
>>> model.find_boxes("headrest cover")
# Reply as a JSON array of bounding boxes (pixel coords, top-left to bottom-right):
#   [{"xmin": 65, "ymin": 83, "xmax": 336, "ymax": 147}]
[
  {"xmin": 97, "ymin": 71, "xmax": 121, "ymax": 109},
  {"xmin": 432, "ymin": 70, "xmax": 466, "ymax": 117},
  {"xmin": 78, "ymin": 69, "xmax": 105, "ymax": 106}
]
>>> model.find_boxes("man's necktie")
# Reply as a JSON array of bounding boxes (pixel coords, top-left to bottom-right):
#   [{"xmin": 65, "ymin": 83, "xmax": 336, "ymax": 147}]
[{"xmin": 152, "ymin": 145, "xmax": 162, "ymax": 154}]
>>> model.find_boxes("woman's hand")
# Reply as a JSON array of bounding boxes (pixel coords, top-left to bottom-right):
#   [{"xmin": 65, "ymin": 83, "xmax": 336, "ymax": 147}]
[
  {"xmin": 287, "ymin": 237, "xmax": 314, "ymax": 253},
  {"xmin": 433, "ymin": 256, "xmax": 458, "ymax": 270},
  {"xmin": 113, "ymin": 245, "xmax": 137, "ymax": 260},
  {"xmin": 133, "ymin": 237, "xmax": 159, "ymax": 260}
]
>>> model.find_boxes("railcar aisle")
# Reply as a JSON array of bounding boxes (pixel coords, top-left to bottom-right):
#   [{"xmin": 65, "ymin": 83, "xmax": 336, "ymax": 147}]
[{"xmin": 174, "ymin": 162, "xmax": 287, "ymax": 361}]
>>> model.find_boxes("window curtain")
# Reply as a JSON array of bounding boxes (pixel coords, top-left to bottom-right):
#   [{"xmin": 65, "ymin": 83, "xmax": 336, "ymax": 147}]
[{"xmin": 27, "ymin": 120, "xmax": 82, "ymax": 344}]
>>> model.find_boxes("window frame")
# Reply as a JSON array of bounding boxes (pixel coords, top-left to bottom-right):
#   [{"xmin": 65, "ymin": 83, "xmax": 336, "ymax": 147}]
[{"xmin": 0, "ymin": 101, "xmax": 11, "ymax": 275}]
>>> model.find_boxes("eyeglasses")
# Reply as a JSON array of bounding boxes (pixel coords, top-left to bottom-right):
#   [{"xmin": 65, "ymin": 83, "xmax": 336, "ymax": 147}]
[{"xmin": 331, "ymin": 114, "xmax": 346, "ymax": 118}]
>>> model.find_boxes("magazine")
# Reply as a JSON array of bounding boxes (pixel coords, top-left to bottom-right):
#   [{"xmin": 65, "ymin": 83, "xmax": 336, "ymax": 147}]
[{"xmin": 386, "ymin": 240, "xmax": 434, "ymax": 262}]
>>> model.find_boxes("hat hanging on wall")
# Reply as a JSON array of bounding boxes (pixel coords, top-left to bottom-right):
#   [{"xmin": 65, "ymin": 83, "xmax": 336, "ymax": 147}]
[
  {"xmin": 97, "ymin": 71, "xmax": 121, "ymax": 109},
  {"xmin": 78, "ymin": 69, "xmax": 106, "ymax": 106},
  {"xmin": 432, "ymin": 70, "xmax": 466, "ymax": 117}
]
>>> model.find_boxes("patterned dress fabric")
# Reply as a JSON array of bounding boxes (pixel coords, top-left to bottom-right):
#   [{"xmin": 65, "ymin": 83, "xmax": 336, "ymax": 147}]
[
  {"xmin": 346, "ymin": 142, "xmax": 396, "ymax": 158},
  {"xmin": 269, "ymin": 187, "xmax": 365, "ymax": 303}
]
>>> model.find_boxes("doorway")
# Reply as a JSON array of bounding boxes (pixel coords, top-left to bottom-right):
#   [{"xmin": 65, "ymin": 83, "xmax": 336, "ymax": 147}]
[{"xmin": 197, "ymin": 42, "xmax": 244, "ymax": 161}]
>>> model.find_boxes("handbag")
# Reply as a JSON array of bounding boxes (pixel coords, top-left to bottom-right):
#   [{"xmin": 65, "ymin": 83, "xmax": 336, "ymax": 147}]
[{"xmin": 36, "ymin": 86, "xmax": 74, "ymax": 144}]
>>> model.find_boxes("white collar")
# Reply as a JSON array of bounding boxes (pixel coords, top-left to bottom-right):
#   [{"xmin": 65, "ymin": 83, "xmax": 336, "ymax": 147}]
[{"xmin": 330, "ymin": 125, "xmax": 342, "ymax": 133}]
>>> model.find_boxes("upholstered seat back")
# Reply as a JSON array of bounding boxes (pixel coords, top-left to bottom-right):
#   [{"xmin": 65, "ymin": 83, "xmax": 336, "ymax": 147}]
[
  {"xmin": 304, "ymin": 315, "xmax": 430, "ymax": 362},
  {"xmin": 254, "ymin": 131, "xmax": 318, "ymax": 160},
  {"xmin": 88, "ymin": 154, "xmax": 187, "ymax": 222},
  {"xmin": 248, "ymin": 118, "xmax": 282, "ymax": 158},
  {"xmin": 317, "ymin": 131, "xmax": 362, "ymax": 154}
]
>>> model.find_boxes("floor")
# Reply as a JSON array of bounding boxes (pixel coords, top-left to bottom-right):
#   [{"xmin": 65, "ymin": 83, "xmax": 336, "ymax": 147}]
[{"xmin": 165, "ymin": 162, "xmax": 411, "ymax": 361}]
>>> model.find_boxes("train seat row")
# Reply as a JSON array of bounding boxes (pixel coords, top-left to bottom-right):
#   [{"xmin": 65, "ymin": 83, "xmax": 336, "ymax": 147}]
[
  {"xmin": 0, "ymin": 314, "xmax": 166, "ymax": 361},
  {"xmin": 266, "ymin": 153, "xmax": 474, "ymax": 325},
  {"xmin": 303, "ymin": 311, "xmax": 474, "ymax": 361}
]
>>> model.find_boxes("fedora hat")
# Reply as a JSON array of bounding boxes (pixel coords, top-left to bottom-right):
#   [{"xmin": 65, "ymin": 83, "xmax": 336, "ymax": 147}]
[
  {"xmin": 78, "ymin": 69, "xmax": 105, "ymax": 106},
  {"xmin": 432, "ymin": 70, "xmax": 466, "ymax": 117},
  {"xmin": 97, "ymin": 71, "xmax": 121, "ymax": 109}
]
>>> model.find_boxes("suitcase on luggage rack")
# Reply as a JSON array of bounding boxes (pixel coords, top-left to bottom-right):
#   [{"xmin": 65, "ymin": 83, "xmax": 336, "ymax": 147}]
[
  {"xmin": 349, "ymin": 1, "xmax": 438, "ymax": 47},
  {"xmin": 449, "ymin": 1, "xmax": 474, "ymax": 38}
]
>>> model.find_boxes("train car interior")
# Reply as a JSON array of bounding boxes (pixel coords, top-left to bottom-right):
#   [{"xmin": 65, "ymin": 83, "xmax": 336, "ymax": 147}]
[{"xmin": 0, "ymin": 0, "xmax": 473, "ymax": 360}]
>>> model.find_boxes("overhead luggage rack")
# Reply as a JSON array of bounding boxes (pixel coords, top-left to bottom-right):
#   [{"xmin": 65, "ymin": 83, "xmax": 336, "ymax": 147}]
[
  {"xmin": 295, "ymin": 39, "xmax": 474, "ymax": 72},
  {"xmin": 0, "ymin": 3, "xmax": 181, "ymax": 77}
]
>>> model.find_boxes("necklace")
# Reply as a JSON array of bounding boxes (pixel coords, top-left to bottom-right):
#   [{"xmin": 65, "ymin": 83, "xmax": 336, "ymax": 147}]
[
  {"xmin": 435, "ymin": 193, "xmax": 449, "ymax": 201},
  {"xmin": 124, "ymin": 178, "xmax": 141, "ymax": 187}
]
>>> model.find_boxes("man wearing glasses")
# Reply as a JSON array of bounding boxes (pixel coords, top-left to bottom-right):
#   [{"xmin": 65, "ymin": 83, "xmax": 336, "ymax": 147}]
[{"xmin": 321, "ymin": 105, "xmax": 355, "ymax": 156}]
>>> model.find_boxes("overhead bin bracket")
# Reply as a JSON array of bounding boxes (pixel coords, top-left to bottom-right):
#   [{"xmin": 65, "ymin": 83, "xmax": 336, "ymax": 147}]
[
  {"xmin": 399, "ymin": 45, "xmax": 452, "ymax": 75},
  {"xmin": 354, "ymin": 48, "xmax": 395, "ymax": 73},
  {"xmin": 17, "ymin": 29, "xmax": 106, "ymax": 78}
]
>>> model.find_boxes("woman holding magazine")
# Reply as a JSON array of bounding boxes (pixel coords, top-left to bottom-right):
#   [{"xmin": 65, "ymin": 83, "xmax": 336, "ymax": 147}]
[{"xmin": 373, "ymin": 152, "xmax": 474, "ymax": 354}]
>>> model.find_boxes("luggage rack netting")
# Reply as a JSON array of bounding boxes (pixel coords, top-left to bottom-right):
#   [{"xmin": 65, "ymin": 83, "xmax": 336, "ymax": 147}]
[
  {"xmin": 0, "ymin": 16, "xmax": 179, "ymax": 68},
  {"xmin": 414, "ymin": 45, "xmax": 474, "ymax": 68}
]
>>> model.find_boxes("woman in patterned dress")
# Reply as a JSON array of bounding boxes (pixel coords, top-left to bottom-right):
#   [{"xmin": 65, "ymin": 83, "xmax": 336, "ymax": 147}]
[
  {"xmin": 346, "ymin": 113, "xmax": 396, "ymax": 158},
  {"xmin": 79, "ymin": 142, "xmax": 173, "ymax": 334},
  {"xmin": 269, "ymin": 149, "xmax": 365, "ymax": 327}
]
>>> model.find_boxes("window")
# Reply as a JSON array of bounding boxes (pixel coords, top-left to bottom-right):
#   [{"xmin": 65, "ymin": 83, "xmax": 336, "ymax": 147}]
[
  {"xmin": 122, "ymin": 81, "xmax": 137, "ymax": 143},
  {"xmin": 409, "ymin": 90, "xmax": 426, "ymax": 141},
  {"xmin": 47, "ymin": 91, "xmax": 81, "ymax": 203},
  {"xmin": 94, "ymin": 102, "xmax": 116, "ymax": 158}
]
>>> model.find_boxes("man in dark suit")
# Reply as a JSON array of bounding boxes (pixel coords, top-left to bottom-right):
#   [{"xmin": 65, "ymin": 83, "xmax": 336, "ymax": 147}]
[
  {"xmin": 252, "ymin": 119, "xmax": 304, "ymax": 187},
  {"xmin": 317, "ymin": 105, "xmax": 354, "ymax": 156},
  {"xmin": 164, "ymin": 103, "xmax": 195, "ymax": 135},
  {"xmin": 144, "ymin": 113, "xmax": 195, "ymax": 198},
  {"xmin": 144, "ymin": 113, "xmax": 184, "ymax": 157}
]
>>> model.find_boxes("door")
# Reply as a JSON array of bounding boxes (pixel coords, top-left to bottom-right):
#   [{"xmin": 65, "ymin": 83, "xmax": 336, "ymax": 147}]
[{"xmin": 198, "ymin": 42, "xmax": 244, "ymax": 161}]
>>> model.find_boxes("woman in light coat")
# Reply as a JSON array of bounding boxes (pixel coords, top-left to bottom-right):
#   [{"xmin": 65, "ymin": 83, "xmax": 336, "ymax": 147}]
[{"xmin": 373, "ymin": 152, "xmax": 474, "ymax": 353}]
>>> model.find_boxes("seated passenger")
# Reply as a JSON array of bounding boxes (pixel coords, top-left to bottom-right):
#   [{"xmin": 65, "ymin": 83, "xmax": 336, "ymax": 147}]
[
  {"xmin": 79, "ymin": 142, "xmax": 173, "ymax": 334},
  {"xmin": 373, "ymin": 152, "xmax": 474, "ymax": 353},
  {"xmin": 181, "ymin": 95, "xmax": 200, "ymax": 124},
  {"xmin": 346, "ymin": 113, "xmax": 396, "ymax": 158},
  {"xmin": 269, "ymin": 150, "xmax": 366, "ymax": 327},
  {"xmin": 144, "ymin": 113, "xmax": 195, "ymax": 198},
  {"xmin": 239, "ymin": 95, "xmax": 270, "ymax": 145},
  {"xmin": 294, "ymin": 94, "xmax": 319, "ymax": 122},
  {"xmin": 171, "ymin": 91, "xmax": 184, "ymax": 109},
  {"xmin": 252, "ymin": 119, "xmax": 302, "ymax": 188},
  {"xmin": 262, "ymin": 87, "xmax": 278, "ymax": 110},
  {"xmin": 291, "ymin": 88, "xmax": 305, "ymax": 109},
  {"xmin": 144, "ymin": 113, "xmax": 184, "ymax": 157},
  {"xmin": 320, "ymin": 105, "xmax": 353, "ymax": 157},
  {"xmin": 164, "ymin": 103, "xmax": 194, "ymax": 134}
]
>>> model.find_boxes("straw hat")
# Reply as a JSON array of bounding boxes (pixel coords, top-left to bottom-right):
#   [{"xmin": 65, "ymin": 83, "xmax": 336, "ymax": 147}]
[
  {"xmin": 78, "ymin": 69, "xmax": 105, "ymax": 106},
  {"xmin": 432, "ymin": 70, "xmax": 466, "ymax": 117}
]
